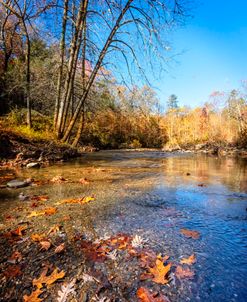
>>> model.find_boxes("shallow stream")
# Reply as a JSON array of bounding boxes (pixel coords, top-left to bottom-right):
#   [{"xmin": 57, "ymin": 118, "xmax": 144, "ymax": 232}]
[{"xmin": 1, "ymin": 151, "xmax": 247, "ymax": 301}]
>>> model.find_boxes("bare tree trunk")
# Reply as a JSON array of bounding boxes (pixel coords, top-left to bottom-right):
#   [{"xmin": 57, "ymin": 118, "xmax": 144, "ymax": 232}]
[
  {"xmin": 54, "ymin": 0, "xmax": 69, "ymax": 129},
  {"xmin": 61, "ymin": 0, "xmax": 133, "ymax": 143},
  {"xmin": 26, "ymin": 37, "xmax": 31, "ymax": 127},
  {"xmin": 56, "ymin": 0, "xmax": 86, "ymax": 138},
  {"xmin": 72, "ymin": 14, "xmax": 87, "ymax": 148}
]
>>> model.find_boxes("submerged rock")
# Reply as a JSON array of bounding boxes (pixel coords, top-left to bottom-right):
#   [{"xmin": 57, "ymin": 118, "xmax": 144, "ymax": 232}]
[
  {"xmin": 26, "ymin": 162, "xmax": 40, "ymax": 169},
  {"xmin": 7, "ymin": 179, "xmax": 31, "ymax": 188}
]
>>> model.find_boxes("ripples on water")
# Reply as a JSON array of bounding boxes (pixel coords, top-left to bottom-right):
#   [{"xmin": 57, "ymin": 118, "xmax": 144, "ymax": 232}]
[{"xmin": 0, "ymin": 151, "xmax": 246, "ymax": 301}]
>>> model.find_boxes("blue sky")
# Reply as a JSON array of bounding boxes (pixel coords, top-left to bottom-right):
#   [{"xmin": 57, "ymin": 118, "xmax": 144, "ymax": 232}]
[{"xmin": 154, "ymin": 0, "xmax": 247, "ymax": 108}]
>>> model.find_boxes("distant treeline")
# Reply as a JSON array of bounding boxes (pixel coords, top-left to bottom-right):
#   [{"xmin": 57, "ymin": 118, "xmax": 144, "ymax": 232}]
[{"xmin": 0, "ymin": 1, "xmax": 246, "ymax": 149}]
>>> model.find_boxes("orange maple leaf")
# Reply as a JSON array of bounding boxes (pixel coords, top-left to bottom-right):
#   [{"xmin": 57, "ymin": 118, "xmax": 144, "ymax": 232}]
[
  {"xmin": 137, "ymin": 287, "xmax": 170, "ymax": 302},
  {"xmin": 180, "ymin": 228, "xmax": 200, "ymax": 239},
  {"xmin": 180, "ymin": 254, "xmax": 196, "ymax": 265},
  {"xmin": 23, "ymin": 288, "xmax": 43, "ymax": 302},
  {"xmin": 33, "ymin": 268, "xmax": 65, "ymax": 289},
  {"xmin": 148, "ymin": 259, "xmax": 171, "ymax": 284}
]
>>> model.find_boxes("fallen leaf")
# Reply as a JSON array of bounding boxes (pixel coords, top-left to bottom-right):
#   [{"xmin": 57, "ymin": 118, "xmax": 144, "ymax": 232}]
[
  {"xmin": 57, "ymin": 279, "xmax": 76, "ymax": 302},
  {"xmin": 28, "ymin": 207, "xmax": 57, "ymax": 218},
  {"xmin": 47, "ymin": 225, "xmax": 61, "ymax": 236},
  {"xmin": 33, "ymin": 268, "xmax": 65, "ymax": 289},
  {"xmin": 40, "ymin": 241, "xmax": 51, "ymax": 251},
  {"xmin": 175, "ymin": 266, "xmax": 195, "ymax": 279},
  {"xmin": 7, "ymin": 251, "xmax": 22, "ymax": 264},
  {"xmin": 3, "ymin": 265, "xmax": 22, "ymax": 278},
  {"xmin": 23, "ymin": 288, "xmax": 43, "ymax": 302},
  {"xmin": 56, "ymin": 196, "xmax": 94, "ymax": 205},
  {"xmin": 11, "ymin": 225, "xmax": 27, "ymax": 236},
  {"xmin": 55, "ymin": 243, "xmax": 65, "ymax": 254},
  {"xmin": 31, "ymin": 195, "xmax": 49, "ymax": 202},
  {"xmin": 79, "ymin": 178, "xmax": 90, "ymax": 184},
  {"xmin": 31, "ymin": 233, "xmax": 46, "ymax": 242},
  {"xmin": 148, "ymin": 259, "xmax": 171, "ymax": 284},
  {"xmin": 50, "ymin": 176, "xmax": 67, "ymax": 183},
  {"xmin": 180, "ymin": 254, "xmax": 196, "ymax": 265},
  {"xmin": 180, "ymin": 228, "xmax": 200, "ymax": 239},
  {"xmin": 137, "ymin": 287, "xmax": 171, "ymax": 302}
]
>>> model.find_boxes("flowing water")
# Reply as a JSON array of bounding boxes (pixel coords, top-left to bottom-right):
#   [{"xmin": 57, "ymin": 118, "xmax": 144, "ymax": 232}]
[{"xmin": 0, "ymin": 151, "xmax": 247, "ymax": 301}]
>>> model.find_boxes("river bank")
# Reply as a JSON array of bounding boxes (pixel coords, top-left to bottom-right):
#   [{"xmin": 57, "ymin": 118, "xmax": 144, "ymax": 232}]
[{"xmin": 1, "ymin": 126, "xmax": 247, "ymax": 170}]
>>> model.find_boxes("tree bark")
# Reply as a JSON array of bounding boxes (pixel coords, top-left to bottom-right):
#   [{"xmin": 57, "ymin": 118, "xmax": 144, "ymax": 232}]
[
  {"xmin": 61, "ymin": 0, "xmax": 133, "ymax": 143},
  {"xmin": 54, "ymin": 0, "xmax": 69, "ymax": 128}
]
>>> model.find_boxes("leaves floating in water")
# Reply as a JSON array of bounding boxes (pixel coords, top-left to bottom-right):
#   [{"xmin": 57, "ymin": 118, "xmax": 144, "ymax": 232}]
[
  {"xmin": 175, "ymin": 266, "xmax": 195, "ymax": 279},
  {"xmin": 180, "ymin": 254, "xmax": 196, "ymax": 265},
  {"xmin": 180, "ymin": 228, "xmax": 200, "ymax": 239},
  {"xmin": 148, "ymin": 259, "xmax": 171, "ymax": 284},
  {"xmin": 137, "ymin": 287, "xmax": 171, "ymax": 302}
]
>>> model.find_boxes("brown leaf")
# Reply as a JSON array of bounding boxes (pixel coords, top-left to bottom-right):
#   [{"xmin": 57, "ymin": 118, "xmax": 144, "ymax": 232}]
[
  {"xmin": 180, "ymin": 228, "xmax": 200, "ymax": 239},
  {"xmin": 33, "ymin": 268, "xmax": 65, "ymax": 289},
  {"xmin": 7, "ymin": 251, "xmax": 22, "ymax": 264},
  {"xmin": 23, "ymin": 288, "xmax": 43, "ymax": 302},
  {"xmin": 137, "ymin": 287, "xmax": 171, "ymax": 302},
  {"xmin": 55, "ymin": 243, "xmax": 65, "ymax": 254},
  {"xmin": 40, "ymin": 241, "xmax": 51, "ymax": 251},
  {"xmin": 148, "ymin": 259, "xmax": 171, "ymax": 284},
  {"xmin": 3, "ymin": 265, "xmax": 22, "ymax": 278},
  {"xmin": 175, "ymin": 266, "xmax": 195, "ymax": 279},
  {"xmin": 11, "ymin": 225, "xmax": 27, "ymax": 236},
  {"xmin": 180, "ymin": 254, "xmax": 196, "ymax": 265}
]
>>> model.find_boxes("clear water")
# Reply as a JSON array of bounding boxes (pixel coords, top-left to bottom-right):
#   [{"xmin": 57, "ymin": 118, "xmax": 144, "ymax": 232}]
[{"xmin": 0, "ymin": 151, "xmax": 246, "ymax": 301}]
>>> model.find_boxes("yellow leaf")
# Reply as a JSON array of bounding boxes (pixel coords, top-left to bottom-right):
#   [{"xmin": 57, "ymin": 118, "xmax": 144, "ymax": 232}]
[
  {"xmin": 180, "ymin": 254, "xmax": 196, "ymax": 265},
  {"xmin": 31, "ymin": 234, "xmax": 46, "ymax": 242},
  {"xmin": 28, "ymin": 207, "xmax": 57, "ymax": 218},
  {"xmin": 56, "ymin": 196, "xmax": 94, "ymax": 205}
]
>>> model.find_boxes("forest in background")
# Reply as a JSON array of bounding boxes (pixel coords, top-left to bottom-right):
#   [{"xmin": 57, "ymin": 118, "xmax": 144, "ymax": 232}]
[{"xmin": 0, "ymin": 0, "xmax": 247, "ymax": 150}]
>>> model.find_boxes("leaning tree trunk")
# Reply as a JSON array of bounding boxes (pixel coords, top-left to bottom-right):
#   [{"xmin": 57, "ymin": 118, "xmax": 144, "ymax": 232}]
[
  {"xmin": 56, "ymin": 0, "xmax": 85, "ymax": 138},
  {"xmin": 72, "ymin": 8, "xmax": 87, "ymax": 148},
  {"xmin": 61, "ymin": 0, "xmax": 133, "ymax": 143},
  {"xmin": 54, "ymin": 0, "xmax": 69, "ymax": 129}
]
